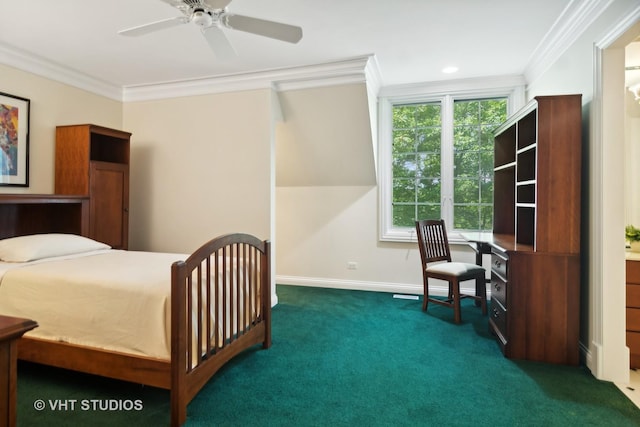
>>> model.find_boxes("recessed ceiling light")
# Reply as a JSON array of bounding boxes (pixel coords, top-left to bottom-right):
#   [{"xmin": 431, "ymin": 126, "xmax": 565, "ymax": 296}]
[{"xmin": 442, "ymin": 66, "xmax": 459, "ymax": 74}]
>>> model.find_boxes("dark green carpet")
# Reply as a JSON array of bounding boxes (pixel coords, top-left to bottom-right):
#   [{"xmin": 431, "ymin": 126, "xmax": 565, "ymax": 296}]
[{"xmin": 17, "ymin": 285, "xmax": 640, "ymax": 426}]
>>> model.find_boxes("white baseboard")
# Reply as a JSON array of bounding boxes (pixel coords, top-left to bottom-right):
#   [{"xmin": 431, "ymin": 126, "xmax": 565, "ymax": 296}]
[{"xmin": 276, "ymin": 275, "xmax": 489, "ymax": 298}]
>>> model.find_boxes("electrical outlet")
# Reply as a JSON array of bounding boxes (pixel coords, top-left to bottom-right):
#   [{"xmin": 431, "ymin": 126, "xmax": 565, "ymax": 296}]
[{"xmin": 347, "ymin": 261, "xmax": 358, "ymax": 270}]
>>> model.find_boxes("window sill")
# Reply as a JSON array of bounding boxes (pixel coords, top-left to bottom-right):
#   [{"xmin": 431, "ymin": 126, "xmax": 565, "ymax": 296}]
[{"xmin": 381, "ymin": 228, "xmax": 479, "ymax": 245}]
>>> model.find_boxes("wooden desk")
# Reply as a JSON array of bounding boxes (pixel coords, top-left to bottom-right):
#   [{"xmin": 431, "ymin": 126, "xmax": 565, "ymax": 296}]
[
  {"xmin": 461, "ymin": 231, "xmax": 494, "ymax": 267},
  {"xmin": 459, "ymin": 232, "xmax": 580, "ymax": 365},
  {"xmin": 460, "ymin": 232, "xmax": 495, "ymax": 308},
  {"xmin": 0, "ymin": 315, "xmax": 37, "ymax": 427}
]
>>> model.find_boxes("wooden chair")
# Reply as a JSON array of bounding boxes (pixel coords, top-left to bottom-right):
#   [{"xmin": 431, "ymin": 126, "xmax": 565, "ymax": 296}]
[{"xmin": 415, "ymin": 219, "xmax": 487, "ymax": 324}]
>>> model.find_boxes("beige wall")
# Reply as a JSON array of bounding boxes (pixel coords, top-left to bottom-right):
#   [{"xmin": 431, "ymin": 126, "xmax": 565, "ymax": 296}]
[
  {"xmin": 276, "ymin": 84, "xmax": 376, "ymax": 186},
  {"xmin": 123, "ymin": 89, "xmax": 273, "ymax": 254},
  {"xmin": 276, "ymin": 185, "xmax": 480, "ymax": 294},
  {"xmin": 0, "ymin": 64, "xmax": 122, "ymax": 193}
]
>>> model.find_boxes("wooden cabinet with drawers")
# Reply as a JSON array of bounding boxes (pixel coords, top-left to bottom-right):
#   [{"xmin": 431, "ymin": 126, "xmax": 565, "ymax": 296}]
[
  {"xmin": 489, "ymin": 251, "xmax": 508, "ymax": 347},
  {"xmin": 626, "ymin": 258, "xmax": 640, "ymax": 368},
  {"xmin": 488, "ymin": 241, "xmax": 580, "ymax": 365}
]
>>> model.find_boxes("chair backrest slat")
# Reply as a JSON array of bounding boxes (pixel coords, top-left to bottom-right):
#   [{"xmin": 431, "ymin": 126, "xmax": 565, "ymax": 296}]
[{"xmin": 415, "ymin": 219, "xmax": 452, "ymax": 266}]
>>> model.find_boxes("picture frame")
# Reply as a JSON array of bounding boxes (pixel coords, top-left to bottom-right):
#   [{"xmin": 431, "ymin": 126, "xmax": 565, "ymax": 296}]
[{"xmin": 0, "ymin": 91, "xmax": 29, "ymax": 187}]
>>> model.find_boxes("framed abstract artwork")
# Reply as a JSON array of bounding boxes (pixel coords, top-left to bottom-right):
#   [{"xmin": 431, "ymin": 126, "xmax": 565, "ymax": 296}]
[{"xmin": 0, "ymin": 92, "xmax": 29, "ymax": 186}]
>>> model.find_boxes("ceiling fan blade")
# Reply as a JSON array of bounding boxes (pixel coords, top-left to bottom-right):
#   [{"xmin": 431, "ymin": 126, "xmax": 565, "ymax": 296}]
[
  {"xmin": 158, "ymin": 0, "xmax": 232, "ymax": 11},
  {"xmin": 202, "ymin": 26, "xmax": 237, "ymax": 60},
  {"xmin": 118, "ymin": 16, "xmax": 187, "ymax": 37},
  {"xmin": 222, "ymin": 14, "xmax": 303, "ymax": 44},
  {"xmin": 158, "ymin": 0, "xmax": 186, "ymax": 7},
  {"xmin": 202, "ymin": 0, "xmax": 233, "ymax": 9}
]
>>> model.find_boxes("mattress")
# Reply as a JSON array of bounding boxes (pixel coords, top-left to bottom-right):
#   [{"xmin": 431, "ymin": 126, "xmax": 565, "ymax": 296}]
[{"xmin": 0, "ymin": 249, "xmax": 185, "ymax": 360}]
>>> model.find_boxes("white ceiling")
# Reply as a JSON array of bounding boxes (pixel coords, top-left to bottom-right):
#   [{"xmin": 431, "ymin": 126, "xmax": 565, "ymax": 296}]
[{"xmin": 0, "ymin": 0, "xmax": 575, "ymax": 91}]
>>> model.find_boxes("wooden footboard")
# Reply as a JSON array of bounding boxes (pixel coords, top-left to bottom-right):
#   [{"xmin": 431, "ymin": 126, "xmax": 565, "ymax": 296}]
[{"xmin": 170, "ymin": 233, "xmax": 271, "ymax": 426}]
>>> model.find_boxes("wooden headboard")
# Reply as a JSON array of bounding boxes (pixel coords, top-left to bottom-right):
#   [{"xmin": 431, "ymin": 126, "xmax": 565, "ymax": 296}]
[{"xmin": 0, "ymin": 195, "xmax": 89, "ymax": 239}]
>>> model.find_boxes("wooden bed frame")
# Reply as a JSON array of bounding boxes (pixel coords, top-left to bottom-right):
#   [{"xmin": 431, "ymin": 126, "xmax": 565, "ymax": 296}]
[{"xmin": 0, "ymin": 194, "xmax": 271, "ymax": 426}]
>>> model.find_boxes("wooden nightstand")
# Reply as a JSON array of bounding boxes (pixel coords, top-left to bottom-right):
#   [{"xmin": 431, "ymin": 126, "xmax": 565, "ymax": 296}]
[{"xmin": 0, "ymin": 315, "xmax": 37, "ymax": 427}]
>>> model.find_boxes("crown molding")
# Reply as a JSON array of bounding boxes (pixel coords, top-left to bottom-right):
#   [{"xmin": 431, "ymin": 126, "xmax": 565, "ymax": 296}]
[
  {"xmin": 0, "ymin": 43, "xmax": 122, "ymax": 101},
  {"xmin": 363, "ymin": 54, "xmax": 383, "ymax": 98},
  {"xmin": 524, "ymin": 0, "xmax": 613, "ymax": 86},
  {"xmin": 595, "ymin": 2, "xmax": 640, "ymax": 49},
  {"xmin": 378, "ymin": 74, "xmax": 526, "ymax": 99},
  {"xmin": 123, "ymin": 55, "xmax": 377, "ymax": 101},
  {"xmin": 0, "ymin": 39, "xmax": 376, "ymax": 102}
]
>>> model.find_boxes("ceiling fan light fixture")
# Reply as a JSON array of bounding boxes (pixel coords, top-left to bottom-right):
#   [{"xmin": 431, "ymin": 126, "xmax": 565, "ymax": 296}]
[{"xmin": 192, "ymin": 9, "xmax": 213, "ymax": 27}]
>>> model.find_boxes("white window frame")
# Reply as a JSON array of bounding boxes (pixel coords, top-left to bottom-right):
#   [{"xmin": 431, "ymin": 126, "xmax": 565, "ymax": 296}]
[{"xmin": 378, "ymin": 78, "xmax": 525, "ymax": 243}]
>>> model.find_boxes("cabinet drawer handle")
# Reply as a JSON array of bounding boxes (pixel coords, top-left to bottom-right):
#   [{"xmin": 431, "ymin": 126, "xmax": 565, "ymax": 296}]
[
  {"xmin": 493, "ymin": 282, "xmax": 501, "ymax": 292},
  {"xmin": 492, "ymin": 308, "xmax": 500, "ymax": 319},
  {"xmin": 494, "ymin": 259, "xmax": 502, "ymax": 269}
]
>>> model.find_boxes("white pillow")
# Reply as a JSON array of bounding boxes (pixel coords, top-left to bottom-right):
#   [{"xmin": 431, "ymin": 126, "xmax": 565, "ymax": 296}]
[{"xmin": 0, "ymin": 233, "xmax": 111, "ymax": 262}]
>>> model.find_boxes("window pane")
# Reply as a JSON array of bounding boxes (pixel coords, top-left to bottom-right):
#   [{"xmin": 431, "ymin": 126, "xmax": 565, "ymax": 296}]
[
  {"xmin": 417, "ymin": 204, "xmax": 440, "ymax": 221},
  {"xmin": 392, "ymin": 129, "xmax": 416, "ymax": 154},
  {"xmin": 416, "ymin": 127, "xmax": 441, "ymax": 152},
  {"xmin": 480, "ymin": 124, "xmax": 499, "ymax": 149},
  {"xmin": 453, "ymin": 205, "xmax": 475, "ymax": 229},
  {"xmin": 414, "ymin": 103, "xmax": 441, "ymax": 126},
  {"xmin": 480, "ymin": 100, "xmax": 508, "ymax": 122},
  {"xmin": 393, "ymin": 105, "xmax": 417, "ymax": 127},
  {"xmin": 393, "ymin": 204, "xmax": 417, "ymax": 227},
  {"xmin": 417, "ymin": 178, "xmax": 440, "ymax": 203},
  {"xmin": 480, "ymin": 205, "xmax": 493, "ymax": 230},
  {"xmin": 454, "ymin": 177, "xmax": 479, "ymax": 201},
  {"xmin": 393, "ymin": 154, "xmax": 417, "ymax": 178},
  {"xmin": 454, "ymin": 125, "xmax": 480, "ymax": 150},
  {"xmin": 392, "ymin": 178, "xmax": 416, "ymax": 203},
  {"xmin": 417, "ymin": 152, "xmax": 441, "ymax": 178},
  {"xmin": 480, "ymin": 150, "xmax": 494, "ymax": 204},
  {"xmin": 454, "ymin": 100, "xmax": 479, "ymax": 125},
  {"xmin": 454, "ymin": 150, "xmax": 480, "ymax": 177}
]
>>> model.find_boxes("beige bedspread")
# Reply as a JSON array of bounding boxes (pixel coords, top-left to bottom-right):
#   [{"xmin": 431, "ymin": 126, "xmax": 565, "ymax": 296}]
[{"xmin": 0, "ymin": 250, "xmax": 185, "ymax": 360}]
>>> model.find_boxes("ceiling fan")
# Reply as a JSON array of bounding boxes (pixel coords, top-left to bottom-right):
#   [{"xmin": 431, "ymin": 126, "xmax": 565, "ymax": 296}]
[{"xmin": 118, "ymin": 0, "xmax": 303, "ymax": 60}]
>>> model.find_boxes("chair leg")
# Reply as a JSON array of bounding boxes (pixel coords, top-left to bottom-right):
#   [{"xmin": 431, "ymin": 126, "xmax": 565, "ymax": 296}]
[
  {"xmin": 422, "ymin": 277, "xmax": 429, "ymax": 311},
  {"xmin": 452, "ymin": 279, "xmax": 461, "ymax": 324},
  {"xmin": 474, "ymin": 273, "xmax": 485, "ymax": 307}
]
